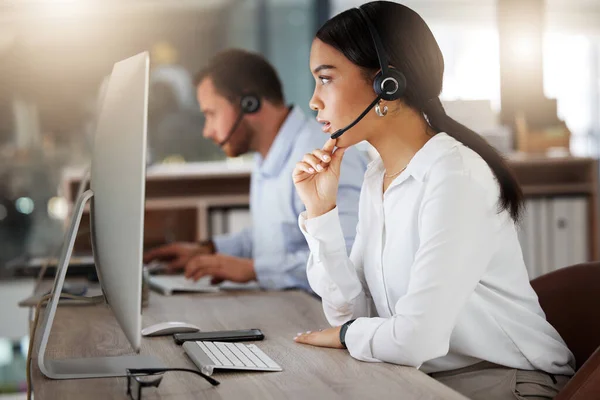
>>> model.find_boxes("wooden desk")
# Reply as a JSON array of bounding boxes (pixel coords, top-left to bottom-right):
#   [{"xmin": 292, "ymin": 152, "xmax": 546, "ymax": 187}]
[{"xmin": 32, "ymin": 290, "xmax": 466, "ymax": 399}]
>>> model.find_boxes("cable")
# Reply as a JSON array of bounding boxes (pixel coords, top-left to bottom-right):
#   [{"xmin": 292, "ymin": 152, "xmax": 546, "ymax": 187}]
[{"xmin": 26, "ymin": 292, "xmax": 104, "ymax": 400}]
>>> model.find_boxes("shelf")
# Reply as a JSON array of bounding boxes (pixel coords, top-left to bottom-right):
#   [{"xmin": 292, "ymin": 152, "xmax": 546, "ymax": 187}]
[{"xmin": 521, "ymin": 184, "xmax": 595, "ymax": 196}]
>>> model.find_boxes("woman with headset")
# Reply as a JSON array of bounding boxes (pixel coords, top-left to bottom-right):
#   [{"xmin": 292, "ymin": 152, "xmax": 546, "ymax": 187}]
[{"xmin": 292, "ymin": 2, "xmax": 574, "ymax": 399}]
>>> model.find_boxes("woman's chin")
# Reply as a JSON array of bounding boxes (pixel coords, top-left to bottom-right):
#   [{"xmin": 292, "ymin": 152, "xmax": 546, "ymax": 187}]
[{"xmin": 333, "ymin": 136, "xmax": 356, "ymax": 149}]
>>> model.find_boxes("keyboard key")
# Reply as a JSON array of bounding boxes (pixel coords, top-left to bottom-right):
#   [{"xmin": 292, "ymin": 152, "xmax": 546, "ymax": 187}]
[
  {"xmin": 216, "ymin": 342, "xmax": 245, "ymax": 367},
  {"xmin": 229, "ymin": 343, "xmax": 254, "ymax": 367},
  {"xmin": 197, "ymin": 342, "xmax": 220, "ymax": 365},
  {"xmin": 247, "ymin": 344, "xmax": 280, "ymax": 369},
  {"xmin": 205, "ymin": 342, "xmax": 233, "ymax": 366},
  {"xmin": 238, "ymin": 343, "xmax": 268, "ymax": 368}
]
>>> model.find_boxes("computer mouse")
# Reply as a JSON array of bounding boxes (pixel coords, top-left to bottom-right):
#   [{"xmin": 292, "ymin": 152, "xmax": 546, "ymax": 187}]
[
  {"xmin": 43, "ymin": 282, "xmax": 88, "ymax": 298},
  {"xmin": 141, "ymin": 322, "xmax": 201, "ymax": 337}
]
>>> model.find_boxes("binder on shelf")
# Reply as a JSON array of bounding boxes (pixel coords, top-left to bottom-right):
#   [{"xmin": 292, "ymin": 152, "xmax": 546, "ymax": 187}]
[
  {"xmin": 209, "ymin": 209, "xmax": 227, "ymax": 236},
  {"xmin": 536, "ymin": 198, "xmax": 551, "ymax": 277},
  {"xmin": 569, "ymin": 197, "xmax": 588, "ymax": 266},
  {"xmin": 518, "ymin": 200, "xmax": 535, "ymax": 277},
  {"xmin": 209, "ymin": 207, "xmax": 251, "ymax": 236},
  {"xmin": 548, "ymin": 198, "xmax": 571, "ymax": 272},
  {"xmin": 227, "ymin": 208, "xmax": 252, "ymax": 233},
  {"xmin": 548, "ymin": 197, "xmax": 588, "ymax": 271}
]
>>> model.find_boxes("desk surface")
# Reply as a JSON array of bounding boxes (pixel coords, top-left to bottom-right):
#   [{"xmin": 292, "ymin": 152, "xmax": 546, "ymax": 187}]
[{"xmin": 32, "ymin": 290, "xmax": 466, "ymax": 400}]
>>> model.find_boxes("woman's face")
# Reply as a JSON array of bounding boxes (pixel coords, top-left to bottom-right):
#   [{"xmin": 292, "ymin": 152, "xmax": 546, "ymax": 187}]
[{"xmin": 309, "ymin": 38, "xmax": 381, "ymax": 148}]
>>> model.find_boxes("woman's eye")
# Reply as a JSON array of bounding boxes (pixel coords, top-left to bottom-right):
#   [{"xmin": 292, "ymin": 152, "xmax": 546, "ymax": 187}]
[{"xmin": 319, "ymin": 76, "xmax": 331, "ymax": 85}]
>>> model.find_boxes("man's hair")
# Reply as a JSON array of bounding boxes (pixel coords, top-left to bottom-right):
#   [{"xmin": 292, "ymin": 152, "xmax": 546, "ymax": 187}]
[{"xmin": 194, "ymin": 49, "xmax": 285, "ymax": 106}]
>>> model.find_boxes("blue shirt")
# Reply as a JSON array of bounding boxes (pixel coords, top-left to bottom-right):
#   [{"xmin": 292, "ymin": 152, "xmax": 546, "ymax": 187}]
[{"xmin": 213, "ymin": 106, "xmax": 368, "ymax": 291}]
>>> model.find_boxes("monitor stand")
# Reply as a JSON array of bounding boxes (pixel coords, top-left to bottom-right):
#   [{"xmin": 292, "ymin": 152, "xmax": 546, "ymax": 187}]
[{"xmin": 37, "ymin": 189, "xmax": 165, "ymax": 379}]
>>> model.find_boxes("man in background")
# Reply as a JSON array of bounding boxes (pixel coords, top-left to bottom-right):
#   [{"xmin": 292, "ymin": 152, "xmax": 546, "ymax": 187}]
[
  {"xmin": 144, "ymin": 49, "xmax": 367, "ymax": 292},
  {"xmin": 147, "ymin": 41, "xmax": 223, "ymax": 164}
]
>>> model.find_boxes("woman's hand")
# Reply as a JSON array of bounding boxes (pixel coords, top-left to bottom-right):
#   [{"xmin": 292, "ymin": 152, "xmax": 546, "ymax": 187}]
[
  {"xmin": 293, "ymin": 326, "xmax": 344, "ymax": 349},
  {"xmin": 293, "ymin": 138, "xmax": 346, "ymax": 219}
]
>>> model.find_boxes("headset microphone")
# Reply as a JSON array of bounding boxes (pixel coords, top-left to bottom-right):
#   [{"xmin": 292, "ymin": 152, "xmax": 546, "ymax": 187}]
[
  {"xmin": 218, "ymin": 94, "xmax": 261, "ymax": 147},
  {"xmin": 330, "ymin": 96, "xmax": 381, "ymax": 139},
  {"xmin": 330, "ymin": 6, "xmax": 407, "ymax": 140}
]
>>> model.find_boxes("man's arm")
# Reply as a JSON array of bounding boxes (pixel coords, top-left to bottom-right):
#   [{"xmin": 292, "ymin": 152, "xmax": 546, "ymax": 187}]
[
  {"xmin": 253, "ymin": 146, "xmax": 365, "ymax": 292},
  {"xmin": 212, "ymin": 227, "xmax": 253, "ymax": 258}
]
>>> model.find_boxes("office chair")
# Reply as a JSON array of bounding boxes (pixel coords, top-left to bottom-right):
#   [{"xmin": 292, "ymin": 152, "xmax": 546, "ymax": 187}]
[{"xmin": 530, "ymin": 262, "xmax": 600, "ymax": 400}]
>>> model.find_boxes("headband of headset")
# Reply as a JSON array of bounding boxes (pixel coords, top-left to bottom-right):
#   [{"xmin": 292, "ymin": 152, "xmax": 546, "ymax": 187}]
[{"xmin": 357, "ymin": 6, "xmax": 406, "ymax": 101}]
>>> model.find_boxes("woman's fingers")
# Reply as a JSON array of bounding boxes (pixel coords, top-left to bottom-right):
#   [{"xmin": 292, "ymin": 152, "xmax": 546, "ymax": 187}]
[
  {"xmin": 312, "ymin": 149, "xmax": 332, "ymax": 164},
  {"xmin": 329, "ymin": 147, "xmax": 347, "ymax": 172},
  {"xmin": 322, "ymin": 138, "xmax": 337, "ymax": 153},
  {"xmin": 294, "ymin": 162, "xmax": 316, "ymax": 176},
  {"xmin": 293, "ymin": 329, "xmax": 341, "ymax": 348},
  {"xmin": 293, "ymin": 331, "xmax": 315, "ymax": 344},
  {"xmin": 302, "ymin": 153, "xmax": 324, "ymax": 172}
]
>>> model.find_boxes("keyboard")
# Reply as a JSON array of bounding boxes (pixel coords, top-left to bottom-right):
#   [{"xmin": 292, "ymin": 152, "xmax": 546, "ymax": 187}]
[
  {"xmin": 183, "ymin": 341, "xmax": 282, "ymax": 375},
  {"xmin": 148, "ymin": 275, "xmax": 260, "ymax": 295}
]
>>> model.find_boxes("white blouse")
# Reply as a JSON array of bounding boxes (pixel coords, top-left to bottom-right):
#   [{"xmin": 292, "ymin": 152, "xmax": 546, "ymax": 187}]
[{"xmin": 299, "ymin": 133, "xmax": 575, "ymax": 374}]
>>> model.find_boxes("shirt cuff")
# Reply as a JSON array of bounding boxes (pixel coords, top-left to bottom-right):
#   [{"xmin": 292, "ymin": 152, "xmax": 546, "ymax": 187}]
[
  {"xmin": 344, "ymin": 317, "xmax": 386, "ymax": 363},
  {"xmin": 298, "ymin": 207, "xmax": 348, "ymax": 263}
]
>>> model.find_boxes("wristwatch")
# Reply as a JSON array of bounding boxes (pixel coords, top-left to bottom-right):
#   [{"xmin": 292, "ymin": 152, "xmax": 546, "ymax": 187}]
[{"xmin": 339, "ymin": 319, "xmax": 356, "ymax": 349}]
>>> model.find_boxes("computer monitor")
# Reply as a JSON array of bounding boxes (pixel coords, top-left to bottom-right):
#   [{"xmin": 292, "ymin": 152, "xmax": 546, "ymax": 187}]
[{"xmin": 37, "ymin": 51, "xmax": 165, "ymax": 379}]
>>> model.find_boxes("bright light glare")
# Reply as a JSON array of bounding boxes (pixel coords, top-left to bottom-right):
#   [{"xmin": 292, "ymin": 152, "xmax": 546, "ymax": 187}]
[
  {"xmin": 0, "ymin": 339, "xmax": 13, "ymax": 367},
  {"xmin": 21, "ymin": 336, "xmax": 30, "ymax": 357},
  {"xmin": 16, "ymin": 197, "xmax": 35, "ymax": 215},
  {"xmin": 513, "ymin": 36, "xmax": 536, "ymax": 59},
  {"xmin": 48, "ymin": 197, "xmax": 69, "ymax": 220},
  {"xmin": 543, "ymin": 33, "xmax": 593, "ymax": 155},
  {"xmin": 433, "ymin": 26, "xmax": 501, "ymax": 111},
  {"xmin": 24, "ymin": 0, "xmax": 89, "ymax": 18}
]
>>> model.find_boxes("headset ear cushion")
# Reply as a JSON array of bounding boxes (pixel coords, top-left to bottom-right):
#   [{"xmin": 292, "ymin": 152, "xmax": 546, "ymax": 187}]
[
  {"xmin": 373, "ymin": 69, "xmax": 407, "ymax": 101},
  {"xmin": 240, "ymin": 94, "xmax": 261, "ymax": 114}
]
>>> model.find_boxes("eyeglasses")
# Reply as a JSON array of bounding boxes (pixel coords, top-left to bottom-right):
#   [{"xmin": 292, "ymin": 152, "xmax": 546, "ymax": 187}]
[{"xmin": 126, "ymin": 368, "xmax": 220, "ymax": 400}]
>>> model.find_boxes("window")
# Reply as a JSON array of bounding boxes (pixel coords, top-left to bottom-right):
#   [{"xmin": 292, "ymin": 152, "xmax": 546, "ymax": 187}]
[{"xmin": 543, "ymin": 32, "xmax": 600, "ymax": 156}]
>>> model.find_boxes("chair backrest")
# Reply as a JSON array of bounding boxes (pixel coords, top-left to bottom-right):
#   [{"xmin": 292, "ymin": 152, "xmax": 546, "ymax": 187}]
[
  {"xmin": 530, "ymin": 262, "xmax": 600, "ymax": 370},
  {"xmin": 530, "ymin": 262, "xmax": 600, "ymax": 400},
  {"xmin": 554, "ymin": 347, "xmax": 600, "ymax": 400}
]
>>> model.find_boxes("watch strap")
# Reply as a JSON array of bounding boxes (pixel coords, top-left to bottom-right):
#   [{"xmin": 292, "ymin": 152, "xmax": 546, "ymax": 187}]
[{"xmin": 339, "ymin": 319, "xmax": 356, "ymax": 349}]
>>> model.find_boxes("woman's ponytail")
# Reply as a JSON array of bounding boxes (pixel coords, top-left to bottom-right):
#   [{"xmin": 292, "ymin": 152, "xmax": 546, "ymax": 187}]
[{"xmin": 424, "ymin": 98, "xmax": 524, "ymax": 222}]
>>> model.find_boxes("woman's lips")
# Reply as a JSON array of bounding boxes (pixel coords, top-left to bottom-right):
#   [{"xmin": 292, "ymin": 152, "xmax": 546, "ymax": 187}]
[{"xmin": 317, "ymin": 117, "xmax": 331, "ymax": 133}]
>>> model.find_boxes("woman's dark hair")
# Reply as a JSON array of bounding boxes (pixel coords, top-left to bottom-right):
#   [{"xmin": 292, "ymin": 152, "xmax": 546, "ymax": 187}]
[
  {"xmin": 316, "ymin": 1, "xmax": 523, "ymax": 222},
  {"xmin": 194, "ymin": 49, "xmax": 285, "ymax": 106}
]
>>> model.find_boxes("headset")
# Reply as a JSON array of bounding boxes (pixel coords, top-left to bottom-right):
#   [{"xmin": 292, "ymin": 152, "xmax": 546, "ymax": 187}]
[
  {"xmin": 218, "ymin": 93, "xmax": 261, "ymax": 147},
  {"xmin": 330, "ymin": 6, "xmax": 407, "ymax": 140}
]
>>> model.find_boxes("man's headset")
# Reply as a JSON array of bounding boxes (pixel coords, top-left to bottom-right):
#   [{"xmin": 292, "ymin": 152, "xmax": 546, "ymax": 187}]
[
  {"xmin": 218, "ymin": 93, "xmax": 261, "ymax": 147},
  {"xmin": 330, "ymin": 7, "xmax": 407, "ymax": 140}
]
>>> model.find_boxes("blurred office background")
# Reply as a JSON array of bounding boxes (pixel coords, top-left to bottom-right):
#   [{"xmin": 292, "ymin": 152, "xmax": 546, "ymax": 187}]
[{"xmin": 0, "ymin": 0, "xmax": 599, "ymax": 396}]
